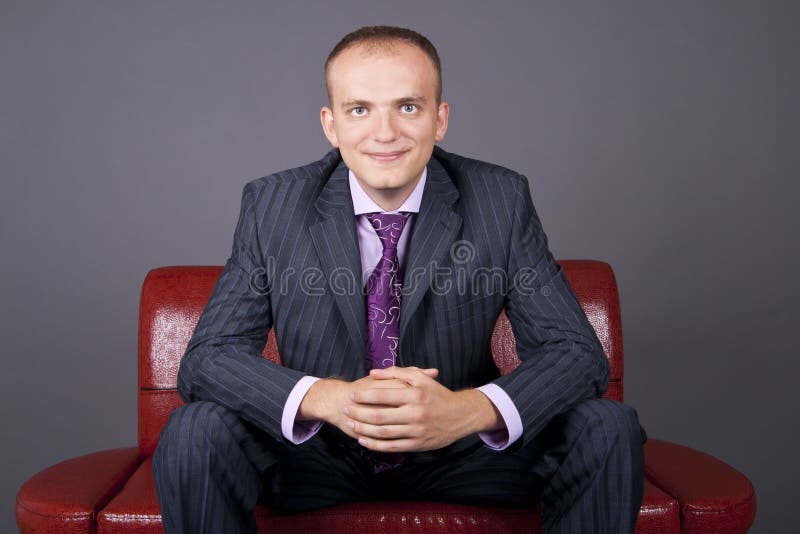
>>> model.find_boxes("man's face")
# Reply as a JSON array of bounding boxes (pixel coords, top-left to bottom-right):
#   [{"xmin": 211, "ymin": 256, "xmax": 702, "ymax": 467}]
[{"xmin": 321, "ymin": 42, "xmax": 449, "ymax": 209}]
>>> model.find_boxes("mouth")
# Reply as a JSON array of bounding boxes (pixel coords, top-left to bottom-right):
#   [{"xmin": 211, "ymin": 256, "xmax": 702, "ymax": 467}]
[{"xmin": 365, "ymin": 151, "xmax": 408, "ymax": 163}]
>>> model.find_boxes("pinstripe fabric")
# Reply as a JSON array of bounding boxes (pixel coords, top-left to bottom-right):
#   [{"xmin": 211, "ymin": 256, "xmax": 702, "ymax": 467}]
[
  {"xmin": 154, "ymin": 401, "xmax": 383, "ymax": 532},
  {"xmin": 154, "ymin": 401, "xmax": 276, "ymax": 533},
  {"xmin": 177, "ymin": 146, "xmax": 609, "ymax": 450},
  {"xmin": 397, "ymin": 398, "xmax": 644, "ymax": 533},
  {"xmin": 154, "ymin": 395, "xmax": 644, "ymax": 533},
  {"xmin": 158, "ymin": 146, "xmax": 642, "ymax": 532}
]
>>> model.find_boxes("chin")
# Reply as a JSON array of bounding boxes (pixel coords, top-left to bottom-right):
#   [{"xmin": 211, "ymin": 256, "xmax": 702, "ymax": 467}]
[
  {"xmin": 368, "ymin": 177, "xmax": 405, "ymax": 191},
  {"xmin": 358, "ymin": 165, "xmax": 398, "ymax": 183}
]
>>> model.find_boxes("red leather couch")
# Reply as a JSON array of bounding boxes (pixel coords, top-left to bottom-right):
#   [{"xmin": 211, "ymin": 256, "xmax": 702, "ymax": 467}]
[{"xmin": 16, "ymin": 261, "xmax": 756, "ymax": 533}]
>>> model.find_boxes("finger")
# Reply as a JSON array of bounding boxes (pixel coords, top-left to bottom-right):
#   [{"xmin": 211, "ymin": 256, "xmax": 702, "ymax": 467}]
[
  {"xmin": 347, "ymin": 419, "xmax": 417, "ymax": 440},
  {"xmin": 370, "ymin": 365, "xmax": 437, "ymax": 376},
  {"xmin": 368, "ymin": 366, "xmax": 436, "ymax": 386},
  {"xmin": 335, "ymin": 418, "xmax": 360, "ymax": 440},
  {"xmin": 344, "ymin": 403, "xmax": 413, "ymax": 425},
  {"xmin": 367, "ymin": 371, "xmax": 417, "ymax": 385},
  {"xmin": 351, "ymin": 386, "xmax": 419, "ymax": 406},
  {"xmin": 367, "ymin": 378, "xmax": 411, "ymax": 388},
  {"xmin": 357, "ymin": 436, "xmax": 420, "ymax": 453}
]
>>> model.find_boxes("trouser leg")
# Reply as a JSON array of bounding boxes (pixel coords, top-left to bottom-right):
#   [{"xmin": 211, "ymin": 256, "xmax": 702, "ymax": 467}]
[
  {"xmin": 536, "ymin": 399, "xmax": 645, "ymax": 533},
  {"xmin": 269, "ymin": 427, "xmax": 375, "ymax": 513},
  {"xmin": 408, "ymin": 398, "xmax": 645, "ymax": 534},
  {"xmin": 152, "ymin": 401, "xmax": 278, "ymax": 534}
]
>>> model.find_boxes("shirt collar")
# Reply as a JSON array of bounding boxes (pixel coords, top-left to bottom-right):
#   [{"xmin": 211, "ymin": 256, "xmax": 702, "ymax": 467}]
[{"xmin": 349, "ymin": 167, "xmax": 426, "ymax": 215}]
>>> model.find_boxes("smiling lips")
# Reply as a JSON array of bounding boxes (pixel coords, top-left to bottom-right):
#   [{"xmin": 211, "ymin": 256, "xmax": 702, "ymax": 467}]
[{"xmin": 366, "ymin": 151, "xmax": 407, "ymax": 162}]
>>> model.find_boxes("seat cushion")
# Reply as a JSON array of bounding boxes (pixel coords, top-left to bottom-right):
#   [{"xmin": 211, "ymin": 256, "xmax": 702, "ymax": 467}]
[
  {"xmin": 97, "ymin": 457, "xmax": 162, "ymax": 533},
  {"xmin": 644, "ymin": 439, "xmax": 756, "ymax": 534},
  {"xmin": 637, "ymin": 480, "xmax": 680, "ymax": 532},
  {"xmin": 257, "ymin": 500, "xmax": 540, "ymax": 533},
  {"xmin": 16, "ymin": 447, "xmax": 141, "ymax": 534}
]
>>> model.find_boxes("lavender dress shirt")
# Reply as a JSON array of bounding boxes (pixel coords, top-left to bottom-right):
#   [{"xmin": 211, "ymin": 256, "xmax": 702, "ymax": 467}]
[{"xmin": 280, "ymin": 167, "xmax": 523, "ymax": 450}]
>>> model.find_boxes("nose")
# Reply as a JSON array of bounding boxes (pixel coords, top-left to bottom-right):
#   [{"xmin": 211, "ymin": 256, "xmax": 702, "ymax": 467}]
[{"xmin": 371, "ymin": 110, "xmax": 399, "ymax": 143}]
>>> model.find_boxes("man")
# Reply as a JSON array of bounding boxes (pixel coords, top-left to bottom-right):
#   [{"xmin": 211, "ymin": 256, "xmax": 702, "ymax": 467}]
[{"xmin": 153, "ymin": 25, "xmax": 645, "ymax": 533}]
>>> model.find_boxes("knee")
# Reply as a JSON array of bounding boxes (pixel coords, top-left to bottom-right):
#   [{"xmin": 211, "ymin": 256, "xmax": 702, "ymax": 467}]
[
  {"xmin": 153, "ymin": 401, "xmax": 235, "ymax": 470},
  {"xmin": 573, "ymin": 399, "xmax": 644, "ymax": 452}
]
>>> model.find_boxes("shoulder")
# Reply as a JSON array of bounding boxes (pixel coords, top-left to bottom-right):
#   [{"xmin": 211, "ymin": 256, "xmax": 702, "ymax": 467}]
[
  {"xmin": 432, "ymin": 145, "xmax": 529, "ymax": 200},
  {"xmin": 241, "ymin": 149, "xmax": 342, "ymax": 201}
]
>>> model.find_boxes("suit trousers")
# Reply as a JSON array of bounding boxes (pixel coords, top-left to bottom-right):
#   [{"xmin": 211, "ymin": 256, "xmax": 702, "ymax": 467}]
[{"xmin": 153, "ymin": 398, "xmax": 645, "ymax": 534}]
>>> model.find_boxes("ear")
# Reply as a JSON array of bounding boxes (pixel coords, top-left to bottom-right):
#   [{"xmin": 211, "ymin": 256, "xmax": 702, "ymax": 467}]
[
  {"xmin": 435, "ymin": 101, "xmax": 450, "ymax": 142},
  {"xmin": 320, "ymin": 106, "xmax": 339, "ymax": 147}
]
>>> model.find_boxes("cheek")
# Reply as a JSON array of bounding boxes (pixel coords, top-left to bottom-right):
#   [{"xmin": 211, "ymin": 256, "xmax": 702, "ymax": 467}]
[
  {"xmin": 337, "ymin": 128, "xmax": 369, "ymax": 150},
  {"xmin": 410, "ymin": 120, "xmax": 439, "ymax": 140}
]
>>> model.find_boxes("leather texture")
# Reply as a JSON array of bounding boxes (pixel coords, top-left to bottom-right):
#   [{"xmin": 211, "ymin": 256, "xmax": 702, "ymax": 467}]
[
  {"xmin": 644, "ymin": 438, "xmax": 757, "ymax": 533},
  {"xmin": 15, "ymin": 447, "xmax": 141, "ymax": 533},
  {"xmin": 16, "ymin": 261, "xmax": 756, "ymax": 533},
  {"xmin": 637, "ymin": 480, "xmax": 680, "ymax": 533},
  {"xmin": 490, "ymin": 260, "xmax": 624, "ymax": 400}
]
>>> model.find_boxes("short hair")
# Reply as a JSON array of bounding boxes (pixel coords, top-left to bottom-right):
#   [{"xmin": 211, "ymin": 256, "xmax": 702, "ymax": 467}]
[{"xmin": 325, "ymin": 25, "xmax": 442, "ymax": 104}]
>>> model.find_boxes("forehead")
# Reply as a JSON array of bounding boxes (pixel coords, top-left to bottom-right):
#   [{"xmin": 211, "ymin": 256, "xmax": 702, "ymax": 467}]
[{"xmin": 327, "ymin": 43, "xmax": 437, "ymax": 102}]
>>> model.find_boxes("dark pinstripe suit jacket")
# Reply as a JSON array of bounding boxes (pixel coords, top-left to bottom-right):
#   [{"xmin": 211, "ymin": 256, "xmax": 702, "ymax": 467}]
[{"xmin": 178, "ymin": 146, "xmax": 609, "ymax": 455}]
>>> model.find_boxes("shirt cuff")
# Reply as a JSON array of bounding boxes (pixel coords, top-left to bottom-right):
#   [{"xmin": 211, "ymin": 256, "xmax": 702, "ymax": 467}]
[
  {"xmin": 475, "ymin": 383, "xmax": 523, "ymax": 450},
  {"xmin": 281, "ymin": 375, "xmax": 323, "ymax": 444}
]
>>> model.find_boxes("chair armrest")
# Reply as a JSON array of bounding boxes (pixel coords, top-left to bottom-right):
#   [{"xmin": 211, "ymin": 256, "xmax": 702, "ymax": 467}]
[
  {"xmin": 16, "ymin": 447, "xmax": 142, "ymax": 534},
  {"xmin": 644, "ymin": 438, "xmax": 756, "ymax": 534}
]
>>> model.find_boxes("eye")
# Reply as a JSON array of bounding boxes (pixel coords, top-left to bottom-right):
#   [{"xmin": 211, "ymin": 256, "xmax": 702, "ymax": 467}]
[
  {"xmin": 350, "ymin": 106, "xmax": 367, "ymax": 117},
  {"xmin": 400, "ymin": 103, "xmax": 418, "ymax": 114}
]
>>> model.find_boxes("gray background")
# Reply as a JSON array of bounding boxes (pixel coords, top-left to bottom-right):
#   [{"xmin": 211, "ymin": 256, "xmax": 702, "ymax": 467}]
[{"xmin": 1, "ymin": 0, "xmax": 797, "ymax": 532}]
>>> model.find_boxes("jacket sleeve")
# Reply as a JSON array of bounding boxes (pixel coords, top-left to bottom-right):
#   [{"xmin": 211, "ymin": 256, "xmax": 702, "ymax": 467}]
[
  {"xmin": 177, "ymin": 182, "xmax": 307, "ymax": 442},
  {"xmin": 492, "ymin": 175, "xmax": 610, "ymax": 448}
]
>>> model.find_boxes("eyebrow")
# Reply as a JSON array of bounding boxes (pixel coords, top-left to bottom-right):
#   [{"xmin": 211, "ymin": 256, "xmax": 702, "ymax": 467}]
[{"xmin": 339, "ymin": 94, "xmax": 429, "ymax": 109}]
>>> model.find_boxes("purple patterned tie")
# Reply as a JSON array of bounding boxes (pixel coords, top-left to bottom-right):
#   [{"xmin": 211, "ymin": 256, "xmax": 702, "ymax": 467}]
[
  {"xmin": 363, "ymin": 212, "xmax": 411, "ymax": 473},
  {"xmin": 365, "ymin": 212, "xmax": 411, "ymax": 371}
]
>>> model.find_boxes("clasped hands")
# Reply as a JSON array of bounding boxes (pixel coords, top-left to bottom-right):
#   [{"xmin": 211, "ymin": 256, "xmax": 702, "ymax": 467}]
[{"xmin": 298, "ymin": 366, "xmax": 502, "ymax": 453}]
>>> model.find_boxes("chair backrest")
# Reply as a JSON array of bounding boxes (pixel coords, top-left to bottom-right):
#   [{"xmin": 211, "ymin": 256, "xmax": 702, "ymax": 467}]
[{"xmin": 137, "ymin": 260, "xmax": 624, "ymax": 457}]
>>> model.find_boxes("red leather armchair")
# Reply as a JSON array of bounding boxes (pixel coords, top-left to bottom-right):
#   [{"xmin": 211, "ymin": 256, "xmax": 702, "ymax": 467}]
[{"xmin": 16, "ymin": 261, "xmax": 756, "ymax": 533}]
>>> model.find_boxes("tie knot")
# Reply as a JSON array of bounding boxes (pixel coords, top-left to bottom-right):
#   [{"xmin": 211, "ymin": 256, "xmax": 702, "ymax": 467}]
[{"xmin": 366, "ymin": 212, "xmax": 411, "ymax": 250}]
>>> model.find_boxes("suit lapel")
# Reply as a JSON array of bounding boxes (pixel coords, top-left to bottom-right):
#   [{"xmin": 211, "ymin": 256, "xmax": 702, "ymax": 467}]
[
  {"xmin": 307, "ymin": 150, "xmax": 463, "ymax": 360},
  {"xmin": 400, "ymin": 155, "xmax": 462, "ymax": 340},
  {"xmin": 308, "ymin": 160, "xmax": 366, "ymax": 360}
]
